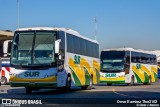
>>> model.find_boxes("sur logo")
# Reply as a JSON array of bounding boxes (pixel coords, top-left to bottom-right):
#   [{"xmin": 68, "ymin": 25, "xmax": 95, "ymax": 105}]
[
  {"xmin": 106, "ymin": 73, "xmax": 116, "ymax": 77},
  {"xmin": 74, "ymin": 55, "xmax": 81, "ymax": 64}
]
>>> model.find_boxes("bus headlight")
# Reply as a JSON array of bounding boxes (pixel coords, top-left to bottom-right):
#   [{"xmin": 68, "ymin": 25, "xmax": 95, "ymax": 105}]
[
  {"xmin": 10, "ymin": 73, "xmax": 18, "ymax": 77},
  {"xmin": 118, "ymin": 75, "xmax": 125, "ymax": 78}
]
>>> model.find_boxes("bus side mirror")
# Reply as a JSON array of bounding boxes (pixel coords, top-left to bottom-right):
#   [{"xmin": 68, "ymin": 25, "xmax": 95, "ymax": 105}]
[
  {"xmin": 3, "ymin": 40, "xmax": 12, "ymax": 57},
  {"xmin": 55, "ymin": 39, "xmax": 61, "ymax": 54}
]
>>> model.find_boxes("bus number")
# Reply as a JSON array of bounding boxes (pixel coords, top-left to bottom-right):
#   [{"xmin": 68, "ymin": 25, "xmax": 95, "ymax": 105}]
[
  {"xmin": 74, "ymin": 55, "xmax": 81, "ymax": 64},
  {"xmin": 136, "ymin": 64, "xmax": 141, "ymax": 69}
]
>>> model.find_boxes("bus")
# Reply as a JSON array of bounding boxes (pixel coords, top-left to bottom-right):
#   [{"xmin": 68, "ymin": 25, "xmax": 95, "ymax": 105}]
[
  {"xmin": 155, "ymin": 51, "xmax": 160, "ymax": 78},
  {"xmin": 158, "ymin": 62, "xmax": 160, "ymax": 78},
  {"xmin": 1, "ymin": 40, "xmax": 12, "ymax": 85},
  {"xmin": 100, "ymin": 48, "xmax": 158, "ymax": 86},
  {"xmin": 10, "ymin": 27, "xmax": 100, "ymax": 93}
]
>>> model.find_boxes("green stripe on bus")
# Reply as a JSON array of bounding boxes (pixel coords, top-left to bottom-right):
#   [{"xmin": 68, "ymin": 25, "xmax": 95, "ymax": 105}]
[
  {"xmin": 69, "ymin": 67, "xmax": 81, "ymax": 86},
  {"xmin": 95, "ymin": 68, "xmax": 100, "ymax": 83},
  {"xmin": 84, "ymin": 67, "xmax": 91, "ymax": 85},
  {"xmin": 154, "ymin": 72, "xmax": 158, "ymax": 81},
  {"xmin": 144, "ymin": 72, "xmax": 149, "ymax": 83},
  {"xmin": 133, "ymin": 71, "xmax": 142, "ymax": 83}
]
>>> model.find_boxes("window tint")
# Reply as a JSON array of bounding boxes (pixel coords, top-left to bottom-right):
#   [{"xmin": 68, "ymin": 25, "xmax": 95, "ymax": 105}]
[
  {"xmin": 80, "ymin": 38, "xmax": 86, "ymax": 55},
  {"xmin": 73, "ymin": 36, "xmax": 80, "ymax": 54},
  {"xmin": 59, "ymin": 31, "xmax": 65, "ymax": 50},
  {"xmin": 67, "ymin": 33, "xmax": 99, "ymax": 58},
  {"xmin": 67, "ymin": 34, "xmax": 74, "ymax": 53},
  {"xmin": 95, "ymin": 44, "xmax": 99, "ymax": 58},
  {"xmin": 131, "ymin": 51, "xmax": 157, "ymax": 64}
]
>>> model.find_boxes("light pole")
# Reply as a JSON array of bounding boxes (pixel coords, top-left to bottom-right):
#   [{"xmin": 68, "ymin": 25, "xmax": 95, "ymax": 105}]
[
  {"xmin": 94, "ymin": 16, "xmax": 97, "ymax": 40},
  {"xmin": 18, "ymin": 0, "xmax": 20, "ymax": 29}
]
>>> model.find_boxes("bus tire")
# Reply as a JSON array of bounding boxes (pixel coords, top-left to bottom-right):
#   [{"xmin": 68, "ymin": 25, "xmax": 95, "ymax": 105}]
[
  {"xmin": 1, "ymin": 77, "xmax": 7, "ymax": 85},
  {"xmin": 107, "ymin": 83, "xmax": 112, "ymax": 86},
  {"xmin": 81, "ymin": 77, "xmax": 93, "ymax": 90},
  {"xmin": 147, "ymin": 76, "xmax": 152, "ymax": 85},
  {"xmin": 129, "ymin": 76, "xmax": 134, "ymax": 86},
  {"xmin": 58, "ymin": 76, "xmax": 71, "ymax": 93},
  {"xmin": 143, "ymin": 76, "xmax": 152, "ymax": 85},
  {"xmin": 25, "ymin": 87, "xmax": 32, "ymax": 94}
]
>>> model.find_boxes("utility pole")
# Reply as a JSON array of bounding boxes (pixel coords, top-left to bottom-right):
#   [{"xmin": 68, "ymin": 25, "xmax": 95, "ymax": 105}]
[
  {"xmin": 94, "ymin": 16, "xmax": 97, "ymax": 40},
  {"xmin": 18, "ymin": 0, "xmax": 20, "ymax": 29}
]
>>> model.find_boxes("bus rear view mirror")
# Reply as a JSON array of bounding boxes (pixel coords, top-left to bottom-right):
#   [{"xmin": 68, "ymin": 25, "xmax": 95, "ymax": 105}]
[
  {"xmin": 3, "ymin": 40, "xmax": 12, "ymax": 57},
  {"xmin": 55, "ymin": 39, "xmax": 61, "ymax": 54}
]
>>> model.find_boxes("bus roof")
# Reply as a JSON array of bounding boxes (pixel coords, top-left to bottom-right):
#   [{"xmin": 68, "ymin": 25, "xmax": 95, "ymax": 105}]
[
  {"xmin": 15, "ymin": 27, "xmax": 99, "ymax": 44},
  {"xmin": 102, "ymin": 48, "xmax": 156, "ymax": 55}
]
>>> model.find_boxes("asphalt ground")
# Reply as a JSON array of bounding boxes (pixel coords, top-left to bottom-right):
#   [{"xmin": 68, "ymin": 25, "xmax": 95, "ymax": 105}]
[{"xmin": 0, "ymin": 79, "xmax": 160, "ymax": 107}]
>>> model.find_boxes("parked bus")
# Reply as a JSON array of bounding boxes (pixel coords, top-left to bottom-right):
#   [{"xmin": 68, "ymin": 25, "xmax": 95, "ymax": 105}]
[
  {"xmin": 0, "ymin": 40, "xmax": 12, "ymax": 85},
  {"xmin": 10, "ymin": 27, "xmax": 100, "ymax": 93},
  {"xmin": 100, "ymin": 48, "xmax": 158, "ymax": 86},
  {"xmin": 150, "ymin": 50, "xmax": 160, "ymax": 78},
  {"xmin": 158, "ymin": 63, "xmax": 160, "ymax": 78}
]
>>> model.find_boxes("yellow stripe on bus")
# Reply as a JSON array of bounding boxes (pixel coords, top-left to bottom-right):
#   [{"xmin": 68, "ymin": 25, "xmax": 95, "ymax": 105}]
[
  {"xmin": 100, "ymin": 76, "xmax": 125, "ymax": 81},
  {"xmin": 141, "ymin": 65, "xmax": 155, "ymax": 82},
  {"xmin": 10, "ymin": 76, "xmax": 57, "ymax": 82},
  {"xmin": 68, "ymin": 58, "xmax": 85, "ymax": 85},
  {"xmin": 93, "ymin": 60, "xmax": 100, "ymax": 84},
  {"xmin": 132, "ymin": 65, "xmax": 145, "ymax": 82},
  {"xmin": 80, "ymin": 58, "xmax": 91, "ymax": 83},
  {"xmin": 151, "ymin": 66, "xmax": 158, "ymax": 82}
]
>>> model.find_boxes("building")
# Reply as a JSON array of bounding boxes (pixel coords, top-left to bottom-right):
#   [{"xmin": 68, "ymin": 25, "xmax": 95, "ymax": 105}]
[{"xmin": 0, "ymin": 30, "xmax": 13, "ymax": 57}]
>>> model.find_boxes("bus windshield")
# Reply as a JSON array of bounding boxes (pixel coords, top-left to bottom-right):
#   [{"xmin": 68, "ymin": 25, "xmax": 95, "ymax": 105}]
[
  {"xmin": 101, "ymin": 59, "xmax": 124, "ymax": 71},
  {"xmin": 11, "ymin": 31, "xmax": 57, "ymax": 67},
  {"xmin": 101, "ymin": 51, "xmax": 125, "ymax": 72}
]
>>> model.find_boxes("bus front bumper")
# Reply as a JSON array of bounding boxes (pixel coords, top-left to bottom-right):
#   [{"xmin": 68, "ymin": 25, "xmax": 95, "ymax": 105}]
[
  {"xmin": 100, "ymin": 76, "xmax": 125, "ymax": 84},
  {"xmin": 10, "ymin": 76, "xmax": 57, "ymax": 88},
  {"xmin": 10, "ymin": 82, "xmax": 57, "ymax": 88}
]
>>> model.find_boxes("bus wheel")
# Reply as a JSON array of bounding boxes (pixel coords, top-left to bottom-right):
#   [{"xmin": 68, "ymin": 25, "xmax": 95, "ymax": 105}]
[
  {"xmin": 1, "ymin": 77, "xmax": 7, "ymax": 85},
  {"xmin": 81, "ymin": 78, "xmax": 93, "ymax": 90},
  {"xmin": 147, "ymin": 76, "xmax": 152, "ymax": 85},
  {"xmin": 129, "ymin": 76, "xmax": 134, "ymax": 86},
  {"xmin": 143, "ymin": 76, "xmax": 152, "ymax": 85},
  {"xmin": 107, "ymin": 83, "xmax": 112, "ymax": 86},
  {"xmin": 58, "ymin": 76, "xmax": 71, "ymax": 93},
  {"xmin": 25, "ymin": 87, "xmax": 32, "ymax": 94}
]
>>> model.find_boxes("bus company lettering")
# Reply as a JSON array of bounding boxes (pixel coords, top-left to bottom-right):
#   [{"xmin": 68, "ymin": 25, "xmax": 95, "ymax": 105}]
[
  {"xmin": 106, "ymin": 73, "xmax": 116, "ymax": 77},
  {"xmin": 24, "ymin": 71, "xmax": 39, "ymax": 77}
]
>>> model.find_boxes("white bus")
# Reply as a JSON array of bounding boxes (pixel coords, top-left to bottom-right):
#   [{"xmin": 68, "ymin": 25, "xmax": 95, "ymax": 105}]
[
  {"xmin": 0, "ymin": 40, "xmax": 12, "ymax": 85},
  {"xmin": 100, "ymin": 48, "xmax": 158, "ymax": 86},
  {"xmin": 10, "ymin": 27, "xmax": 100, "ymax": 93}
]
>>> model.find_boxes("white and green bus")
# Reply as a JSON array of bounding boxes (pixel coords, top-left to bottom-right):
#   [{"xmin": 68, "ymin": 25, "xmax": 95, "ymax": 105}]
[
  {"xmin": 10, "ymin": 27, "xmax": 100, "ymax": 93},
  {"xmin": 100, "ymin": 48, "xmax": 158, "ymax": 86}
]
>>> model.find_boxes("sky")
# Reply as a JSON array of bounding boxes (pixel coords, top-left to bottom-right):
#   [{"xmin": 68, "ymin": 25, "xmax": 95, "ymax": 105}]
[{"xmin": 0, "ymin": 0, "xmax": 160, "ymax": 51}]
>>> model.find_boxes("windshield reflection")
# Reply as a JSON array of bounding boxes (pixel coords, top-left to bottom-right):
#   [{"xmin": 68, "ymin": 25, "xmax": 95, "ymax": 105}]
[
  {"xmin": 101, "ymin": 59, "xmax": 124, "ymax": 71},
  {"xmin": 11, "ymin": 31, "xmax": 57, "ymax": 67}
]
